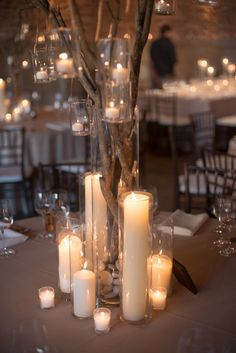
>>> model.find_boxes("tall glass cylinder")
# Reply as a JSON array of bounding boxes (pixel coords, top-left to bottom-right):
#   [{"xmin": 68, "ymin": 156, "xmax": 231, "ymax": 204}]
[
  {"xmin": 57, "ymin": 217, "xmax": 83, "ymax": 299},
  {"xmin": 118, "ymin": 190, "xmax": 153, "ymax": 324}
]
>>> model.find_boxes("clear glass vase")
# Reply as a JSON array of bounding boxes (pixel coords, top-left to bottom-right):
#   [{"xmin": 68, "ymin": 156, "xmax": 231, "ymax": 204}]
[{"xmin": 83, "ymin": 107, "xmax": 140, "ymax": 306}]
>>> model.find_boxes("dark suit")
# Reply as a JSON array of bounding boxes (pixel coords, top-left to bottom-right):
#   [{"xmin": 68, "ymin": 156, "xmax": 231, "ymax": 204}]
[{"xmin": 150, "ymin": 36, "xmax": 177, "ymax": 77}]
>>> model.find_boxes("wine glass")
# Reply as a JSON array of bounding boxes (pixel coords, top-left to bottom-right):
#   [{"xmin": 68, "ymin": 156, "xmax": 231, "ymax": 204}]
[
  {"xmin": 0, "ymin": 199, "xmax": 15, "ymax": 256},
  {"xmin": 34, "ymin": 191, "xmax": 53, "ymax": 239},
  {"xmin": 218, "ymin": 198, "xmax": 235, "ymax": 257},
  {"xmin": 212, "ymin": 196, "xmax": 227, "ymax": 247}
]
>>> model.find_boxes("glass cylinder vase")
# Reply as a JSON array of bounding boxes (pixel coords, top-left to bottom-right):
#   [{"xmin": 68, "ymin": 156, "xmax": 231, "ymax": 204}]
[
  {"xmin": 57, "ymin": 217, "xmax": 83, "ymax": 300},
  {"xmin": 88, "ymin": 106, "xmax": 140, "ymax": 306},
  {"xmin": 118, "ymin": 190, "xmax": 153, "ymax": 324}
]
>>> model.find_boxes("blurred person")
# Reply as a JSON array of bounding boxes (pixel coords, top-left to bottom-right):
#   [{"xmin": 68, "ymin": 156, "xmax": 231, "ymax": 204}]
[{"xmin": 150, "ymin": 24, "xmax": 177, "ymax": 88}]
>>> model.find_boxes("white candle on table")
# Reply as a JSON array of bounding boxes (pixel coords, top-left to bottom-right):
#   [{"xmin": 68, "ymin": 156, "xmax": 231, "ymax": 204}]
[
  {"xmin": 93, "ymin": 308, "xmax": 111, "ymax": 333},
  {"xmin": 151, "ymin": 254, "xmax": 172, "ymax": 290},
  {"xmin": 0, "ymin": 78, "xmax": 6, "ymax": 120},
  {"xmin": 151, "ymin": 287, "xmax": 167, "ymax": 310},
  {"xmin": 122, "ymin": 192, "xmax": 150, "ymax": 322},
  {"xmin": 222, "ymin": 57, "xmax": 229, "ymax": 74},
  {"xmin": 85, "ymin": 173, "xmax": 108, "ymax": 268},
  {"xmin": 105, "ymin": 101, "xmax": 119, "ymax": 120},
  {"xmin": 58, "ymin": 234, "xmax": 82, "ymax": 294},
  {"xmin": 207, "ymin": 66, "xmax": 215, "ymax": 79},
  {"xmin": 35, "ymin": 69, "xmax": 48, "ymax": 81},
  {"xmin": 56, "ymin": 52, "xmax": 74, "ymax": 75},
  {"xmin": 111, "ymin": 63, "xmax": 128, "ymax": 83},
  {"xmin": 197, "ymin": 59, "xmax": 208, "ymax": 78},
  {"xmin": 73, "ymin": 268, "xmax": 96, "ymax": 318},
  {"xmin": 39, "ymin": 287, "xmax": 55, "ymax": 309}
]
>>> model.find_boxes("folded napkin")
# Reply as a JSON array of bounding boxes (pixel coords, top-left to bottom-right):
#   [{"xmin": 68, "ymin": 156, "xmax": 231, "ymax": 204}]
[
  {"xmin": 170, "ymin": 209, "xmax": 209, "ymax": 237},
  {"xmin": 0, "ymin": 228, "xmax": 28, "ymax": 249}
]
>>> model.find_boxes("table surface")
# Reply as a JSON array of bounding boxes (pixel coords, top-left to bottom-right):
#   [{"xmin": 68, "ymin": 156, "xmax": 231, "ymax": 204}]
[{"xmin": 1, "ymin": 216, "xmax": 236, "ymax": 353}]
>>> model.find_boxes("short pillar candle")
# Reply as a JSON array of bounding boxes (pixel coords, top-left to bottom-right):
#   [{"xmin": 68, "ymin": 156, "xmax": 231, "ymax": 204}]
[
  {"xmin": 39, "ymin": 287, "xmax": 55, "ymax": 309},
  {"xmin": 93, "ymin": 308, "xmax": 111, "ymax": 334},
  {"xmin": 151, "ymin": 287, "xmax": 167, "ymax": 310}
]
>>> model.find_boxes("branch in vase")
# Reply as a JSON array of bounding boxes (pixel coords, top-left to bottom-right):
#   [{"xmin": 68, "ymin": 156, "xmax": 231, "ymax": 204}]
[
  {"xmin": 105, "ymin": 0, "xmax": 121, "ymax": 37},
  {"xmin": 100, "ymin": 178, "xmax": 118, "ymax": 224}
]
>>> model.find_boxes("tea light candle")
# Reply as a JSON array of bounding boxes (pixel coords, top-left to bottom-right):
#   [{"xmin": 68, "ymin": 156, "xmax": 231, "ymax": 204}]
[
  {"xmin": 72, "ymin": 121, "xmax": 83, "ymax": 132},
  {"xmin": 93, "ymin": 308, "xmax": 111, "ymax": 334},
  {"xmin": 56, "ymin": 52, "xmax": 74, "ymax": 75},
  {"xmin": 73, "ymin": 268, "xmax": 96, "ymax": 318},
  {"xmin": 39, "ymin": 287, "xmax": 55, "ymax": 309},
  {"xmin": 151, "ymin": 287, "xmax": 167, "ymax": 310},
  {"xmin": 35, "ymin": 69, "xmax": 48, "ymax": 81},
  {"xmin": 222, "ymin": 57, "xmax": 229, "ymax": 73},
  {"xmin": 197, "ymin": 59, "xmax": 208, "ymax": 78},
  {"xmin": 207, "ymin": 66, "xmax": 215, "ymax": 78},
  {"xmin": 122, "ymin": 192, "xmax": 150, "ymax": 322},
  {"xmin": 152, "ymin": 254, "xmax": 172, "ymax": 290},
  {"xmin": 111, "ymin": 63, "xmax": 129, "ymax": 83},
  {"xmin": 105, "ymin": 101, "xmax": 119, "ymax": 120}
]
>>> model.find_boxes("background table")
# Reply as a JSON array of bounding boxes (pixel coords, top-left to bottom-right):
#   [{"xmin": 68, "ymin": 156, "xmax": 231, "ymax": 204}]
[{"xmin": 0, "ymin": 216, "xmax": 236, "ymax": 353}]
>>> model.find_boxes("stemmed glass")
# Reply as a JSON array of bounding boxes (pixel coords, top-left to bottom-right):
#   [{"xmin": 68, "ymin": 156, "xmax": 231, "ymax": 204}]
[
  {"xmin": 212, "ymin": 196, "xmax": 227, "ymax": 247},
  {"xmin": 218, "ymin": 198, "xmax": 235, "ymax": 257},
  {"xmin": 0, "ymin": 199, "xmax": 15, "ymax": 256},
  {"xmin": 34, "ymin": 191, "xmax": 53, "ymax": 239}
]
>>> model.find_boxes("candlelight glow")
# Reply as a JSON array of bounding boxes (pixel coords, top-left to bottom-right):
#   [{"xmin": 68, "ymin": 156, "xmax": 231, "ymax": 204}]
[{"xmin": 59, "ymin": 52, "xmax": 68, "ymax": 60}]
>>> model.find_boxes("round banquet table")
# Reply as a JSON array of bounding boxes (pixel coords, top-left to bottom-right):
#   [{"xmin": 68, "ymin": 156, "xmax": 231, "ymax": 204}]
[{"xmin": 0, "ymin": 215, "xmax": 236, "ymax": 353}]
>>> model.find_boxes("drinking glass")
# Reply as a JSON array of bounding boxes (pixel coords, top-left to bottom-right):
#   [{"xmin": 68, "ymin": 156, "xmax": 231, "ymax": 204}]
[
  {"xmin": 0, "ymin": 199, "xmax": 14, "ymax": 256},
  {"xmin": 34, "ymin": 191, "xmax": 52, "ymax": 239},
  {"xmin": 212, "ymin": 197, "xmax": 227, "ymax": 247},
  {"xmin": 218, "ymin": 199, "xmax": 235, "ymax": 257}
]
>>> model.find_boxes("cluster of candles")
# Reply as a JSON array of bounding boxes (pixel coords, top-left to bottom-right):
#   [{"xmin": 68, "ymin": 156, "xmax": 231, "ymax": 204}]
[
  {"xmin": 38, "ymin": 189, "xmax": 172, "ymax": 331},
  {"xmin": 197, "ymin": 57, "xmax": 236, "ymax": 79}
]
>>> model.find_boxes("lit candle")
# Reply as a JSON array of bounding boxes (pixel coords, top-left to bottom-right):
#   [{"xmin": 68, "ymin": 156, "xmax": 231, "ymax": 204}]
[
  {"xmin": 122, "ymin": 192, "xmax": 150, "ymax": 322},
  {"xmin": 151, "ymin": 287, "xmax": 167, "ymax": 310},
  {"xmin": 0, "ymin": 78, "xmax": 6, "ymax": 120},
  {"xmin": 58, "ymin": 234, "xmax": 82, "ymax": 294},
  {"xmin": 151, "ymin": 254, "xmax": 172, "ymax": 290},
  {"xmin": 227, "ymin": 64, "xmax": 236, "ymax": 77},
  {"xmin": 35, "ymin": 69, "xmax": 48, "ymax": 81},
  {"xmin": 93, "ymin": 308, "xmax": 111, "ymax": 334},
  {"xmin": 222, "ymin": 57, "xmax": 229, "ymax": 74},
  {"xmin": 56, "ymin": 52, "xmax": 74, "ymax": 75},
  {"xmin": 207, "ymin": 66, "xmax": 215, "ymax": 78},
  {"xmin": 105, "ymin": 101, "xmax": 119, "ymax": 120},
  {"xmin": 197, "ymin": 59, "xmax": 208, "ymax": 78},
  {"xmin": 85, "ymin": 173, "xmax": 108, "ymax": 269},
  {"xmin": 39, "ymin": 287, "xmax": 55, "ymax": 309},
  {"xmin": 155, "ymin": 0, "xmax": 171, "ymax": 14},
  {"xmin": 72, "ymin": 266, "xmax": 96, "ymax": 318},
  {"xmin": 111, "ymin": 63, "xmax": 129, "ymax": 83},
  {"xmin": 5, "ymin": 113, "xmax": 12, "ymax": 123},
  {"xmin": 72, "ymin": 121, "xmax": 84, "ymax": 132}
]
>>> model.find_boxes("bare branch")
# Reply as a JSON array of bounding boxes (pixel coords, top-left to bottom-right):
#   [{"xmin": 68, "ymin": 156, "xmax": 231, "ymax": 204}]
[{"xmin": 95, "ymin": 0, "xmax": 104, "ymax": 42}]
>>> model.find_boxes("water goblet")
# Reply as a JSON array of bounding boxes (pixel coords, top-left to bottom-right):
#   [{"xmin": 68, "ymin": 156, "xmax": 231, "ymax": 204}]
[
  {"xmin": 212, "ymin": 197, "xmax": 227, "ymax": 247},
  {"xmin": 34, "ymin": 191, "xmax": 53, "ymax": 239},
  {"xmin": 0, "ymin": 199, "xmax": 15, "ymax": 256}
]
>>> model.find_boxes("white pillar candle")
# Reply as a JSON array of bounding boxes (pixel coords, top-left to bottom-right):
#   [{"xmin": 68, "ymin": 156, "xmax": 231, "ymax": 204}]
[
  {"xmin": 35, "ymin": 70, "xmax": 48, "ymax": 81},
  {"xmin": 56, "ymin": 52, "xmax": 74, "ymax": 75},
  {"xmin": 111, "ymin": 63, "xmax": 129, "ymax": 83},
  {"xmin": 39, "ymin": 287, "xmax": 55, "ymax": 309},
  {"xmin": 58, "ymin": 234, "xmax": 82, "ymax": 294},
  {"xmin": 207, "ymin": 66, "xmax": 215, "ymax": 78},
  {"xmin": 122, "ymin": 192, "xmax": 150, "ymax": 322},
  {"xmin": 151, "ymin": 287, "xmax": 167, "ymax": 310},
  {"xmin": 0, "ymin": 78, "xmax": 6, "ymax": 120},
  {"xmin": 93, "ymin": 308, "xmax": 111, "ymax": 333},
  {"xmin": 151, "ymin": 254, "xmax": 173, "ymax": 290},
  {"xmin": 85, "ymin": 173, "xmax": 108, "ymax": 268},
  {"xmin": 105, "ymin": 102, "xmax": 119, "ymax": 120},
  {"xmin": 73, "ymin": 269, "xmax": 96, "ymax": 318}
]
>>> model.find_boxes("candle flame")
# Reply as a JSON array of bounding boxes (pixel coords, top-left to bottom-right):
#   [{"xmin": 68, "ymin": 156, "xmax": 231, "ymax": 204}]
[
  {"xmin": 207, "ymin": 66, "xmax": 215, "ymax": 74},
  {"xmin": 116, "ymin": 63, "xmax": 123, "ymax": 69},
  {"xmin": 222, "ymin": 57, "xmax": 229, "ymax": 65},
  {"xmin": 83, "ymin": 261, "xmax": 87, "ymax": 270},
  {"xmin": 109, "ymin": 101, "xmax": 115, "ymax": 108},
  {"xmin": 59, "ymin": 52, "xmax": 68, "ymax": 60}
]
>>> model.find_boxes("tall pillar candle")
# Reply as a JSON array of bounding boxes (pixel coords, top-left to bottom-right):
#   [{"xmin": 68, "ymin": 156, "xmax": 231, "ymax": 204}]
[
  {"xmin": 151, "ymin": 254, "xmax": 173, "ymax": 290},
  {"xmin": 73, "ymin": 268, "xmax": 96, "ymax": 318},
  {"xmin": 0, "ymin": 79, "xmax": 6, "ymax": 120},
  {"xmin": 85, "ymin": 173, "xmax": 108, "ymax": 268},
  {"xmin": 122, "ymin": 192, "xmax": 151, "ymax": 322},
  {"xmin": 58, "ymin": 234, "xmax": 82, "ymax": 293}
]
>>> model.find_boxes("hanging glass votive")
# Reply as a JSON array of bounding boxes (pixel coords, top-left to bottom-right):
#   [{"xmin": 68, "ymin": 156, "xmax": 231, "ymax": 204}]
[
  {"xmin": 32, "ymin": 48, "xmax": 56, "ymax": 83},
  {"xmin": 69, "ymin": 99, "xmax": 92, "ymax": 136},
  {"xmin": 118, "ymin": 190, "xmax": 153, "ymax": 324},
  {"xmin": 47, "ymin": 27, "xmax": 77, "ymax": 79},
  {"xmin": 154, "ymin": 0, "xmax": 176, "ymax": 15},
  {"xmin": 102, "ymin": 81, "xmax": 132, "ymax": 123},
  {"xmin": 96, "ymin": 38, "xmax": 130, "ymax": 84}
]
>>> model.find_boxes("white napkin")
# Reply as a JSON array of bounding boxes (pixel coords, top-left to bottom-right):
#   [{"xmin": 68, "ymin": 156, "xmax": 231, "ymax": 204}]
[
  {"xmin": 0, "ymin": 228, "xmax": 28, "ymax": 249},
  {"xmin": 170, "ymin": 209, "xmax": 209, "ymax": 237}
]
